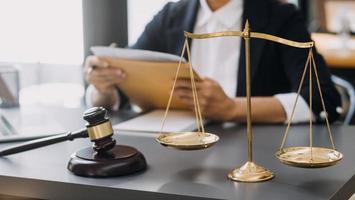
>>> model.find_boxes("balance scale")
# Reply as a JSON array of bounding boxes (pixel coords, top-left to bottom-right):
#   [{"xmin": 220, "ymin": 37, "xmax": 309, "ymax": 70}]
[{"xmin": 156, "ymin": 20, "xmax": 343, "ymax": 182}]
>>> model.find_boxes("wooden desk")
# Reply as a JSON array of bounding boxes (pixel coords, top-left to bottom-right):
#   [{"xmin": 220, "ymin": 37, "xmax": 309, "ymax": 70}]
[
  {"xmin": 0, "ymin": 106, "xmax": 354, "ymax": 200},
  {"xmin": 312, "ymin": 33, "xmax": 355, "ymax": 69}
]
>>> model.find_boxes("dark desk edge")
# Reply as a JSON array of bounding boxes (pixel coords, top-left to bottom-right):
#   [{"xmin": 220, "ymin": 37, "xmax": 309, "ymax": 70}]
[
  {"xmin": 331, "ymin": 174, "xmax": 355, "ymax": 200},
  {"xmin": 0, "ymin": 175, "xmax": 223, "ymax": 200}
]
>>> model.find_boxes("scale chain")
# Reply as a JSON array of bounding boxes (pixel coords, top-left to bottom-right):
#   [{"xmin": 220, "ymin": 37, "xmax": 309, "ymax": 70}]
[
  {"xmin": 160, "ymin": 39, "xmax": 189, "ymax": 134},
  {"xmin": 309, "ymin": 50, "xmax": 313, "ymax": 162},
  {"xmin": 160, "ymin": 38, "xmax": 206, "ymax": 135},
  {"xmin": 186, "ymin": 39, "xmax": 205, "ymax": 134},
  {"xmin": 279, "ymin": 48, "xmax": 337, "ymax": 152},
  {"xmin": 279, "ymin": 49, "xmax": 312, "ymax": 151},
  {"xmin": 310, "ymin": 52, "xmax": 336, "ymax": 150}
]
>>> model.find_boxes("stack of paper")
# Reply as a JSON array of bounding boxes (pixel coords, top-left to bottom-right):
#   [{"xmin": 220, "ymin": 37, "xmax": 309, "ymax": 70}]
[{"xmin": 91, "ymin": 46, "xmax": 186, "ymax": 62}]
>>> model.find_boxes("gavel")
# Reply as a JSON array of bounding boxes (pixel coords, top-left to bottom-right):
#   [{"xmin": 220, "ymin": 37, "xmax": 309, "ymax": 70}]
[
  {"xmin": 83, "ymin": 106, "xmax": 116, "ymax": 152},
  {"xmin": 0, "ymin": 107, "xmax": 147, "ymax": 177}
]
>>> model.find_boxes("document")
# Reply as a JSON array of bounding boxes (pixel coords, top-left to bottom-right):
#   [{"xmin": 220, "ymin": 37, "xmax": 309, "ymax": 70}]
[
  {"xmin": 91, "ymin": 46, "xmax": 186, "ymax": 62},
  {"xmin": 90, "ymin": 46, "xmax": 197, "ymax": 110},
  {"xmin": 113, "ymin": 110, "xmax": 200, "ymax": 133}
]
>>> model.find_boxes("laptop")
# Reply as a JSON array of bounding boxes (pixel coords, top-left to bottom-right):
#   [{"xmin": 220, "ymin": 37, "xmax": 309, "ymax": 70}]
[{"xmin": 0, "ymin": 107, "xmax": 85, "ymax": 143}]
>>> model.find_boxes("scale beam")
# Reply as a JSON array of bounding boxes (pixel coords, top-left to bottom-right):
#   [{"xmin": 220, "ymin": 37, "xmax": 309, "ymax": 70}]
[{"xmin": 184, "ymin": 31, "xmax": 314, "ymax": 48}]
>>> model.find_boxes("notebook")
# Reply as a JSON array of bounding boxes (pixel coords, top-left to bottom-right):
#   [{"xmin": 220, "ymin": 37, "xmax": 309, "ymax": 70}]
[{"xmin": 113, "ymin": 110, "xmax": 200, "ymax": 133}]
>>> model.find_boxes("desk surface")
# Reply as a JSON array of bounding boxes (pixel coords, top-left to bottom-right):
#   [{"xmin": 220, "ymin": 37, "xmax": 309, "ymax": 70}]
[
  {"xmin": 0, "ymin": 107, "xmax": 354, "ymax": 200},
  {"xmin": 312, "ymin": 33, "xmax": 355, "ymax": 69}
]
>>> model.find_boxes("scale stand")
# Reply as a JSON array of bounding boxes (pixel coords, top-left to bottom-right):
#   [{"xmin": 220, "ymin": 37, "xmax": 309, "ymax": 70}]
[{"xmin": 226, "ymin": 21, "xmax": 274, "ymax": 182}]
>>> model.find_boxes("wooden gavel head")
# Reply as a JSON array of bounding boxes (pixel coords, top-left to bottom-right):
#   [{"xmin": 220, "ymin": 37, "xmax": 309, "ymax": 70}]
[{"xmin": 83, "ymin": 107, "xmax": 116, "ymax": 153}]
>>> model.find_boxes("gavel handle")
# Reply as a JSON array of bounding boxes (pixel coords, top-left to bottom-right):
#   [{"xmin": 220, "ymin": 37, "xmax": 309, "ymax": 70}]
[{"xmin": 0, "ymin": 129, "xmax": 88, "ymax": 156}]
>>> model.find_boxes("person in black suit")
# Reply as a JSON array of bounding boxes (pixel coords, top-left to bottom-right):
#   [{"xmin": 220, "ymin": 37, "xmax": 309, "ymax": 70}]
[{"xmin": 84, "ymin": 0, "xmax": 341, "ymax": 123}]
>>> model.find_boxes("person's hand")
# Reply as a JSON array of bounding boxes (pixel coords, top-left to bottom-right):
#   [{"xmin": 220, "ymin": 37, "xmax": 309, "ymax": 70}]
[
  {"xmin": 174, "ymin": 77, "xmax": 237, "ymax": 121},
  {"xmin": 84, "ymin": 56, "xmax": 126, "ymax": 94}
]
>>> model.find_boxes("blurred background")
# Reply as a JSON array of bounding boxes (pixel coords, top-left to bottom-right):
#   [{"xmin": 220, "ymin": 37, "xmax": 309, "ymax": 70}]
[{"xmin": 0, "ymin": 0, "xmax": 354, "ymax": 122}]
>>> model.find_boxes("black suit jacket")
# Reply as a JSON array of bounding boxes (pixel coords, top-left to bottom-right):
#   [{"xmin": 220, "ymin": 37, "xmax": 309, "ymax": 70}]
[{"xmin": 129, "ymin": 0, "xmax": 341, "ymax": 122}]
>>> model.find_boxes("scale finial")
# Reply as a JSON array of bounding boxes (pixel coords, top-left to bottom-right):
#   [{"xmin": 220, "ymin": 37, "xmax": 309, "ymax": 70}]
[
  {"xmin": 245, "ymin": 19, "xmax": 250, "ymax": 28},
  {"xmin": 243, "ymin": 20, "xmax": 251, "ymax": 38}
]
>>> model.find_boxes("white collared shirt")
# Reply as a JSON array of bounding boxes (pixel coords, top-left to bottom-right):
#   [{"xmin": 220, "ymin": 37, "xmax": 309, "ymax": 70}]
[
  {"xmin": 191, "ymin": 0, "xmax": 312, "ymax": 123},
  {"xmin": 191, "ymin": 0, "xmax": 243, "ymax": 97}
]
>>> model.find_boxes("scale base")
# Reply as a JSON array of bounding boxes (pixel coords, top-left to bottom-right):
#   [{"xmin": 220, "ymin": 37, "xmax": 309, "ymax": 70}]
[
  {"xmin": 228, "ymin": 161, "xmax": 274, "ymax": 182},
  {"xmin": 67, "ymin": 145, "xmax": 147, "ymax": 177}
]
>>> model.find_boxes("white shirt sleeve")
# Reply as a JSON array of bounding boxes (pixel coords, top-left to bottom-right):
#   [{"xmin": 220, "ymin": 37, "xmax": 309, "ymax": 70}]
[
  {"xmin": 85, "ymin": 84, "xmax": 121, "ymax": 111},
  {"xmin": 274, "ymin": 92, "xmax": 315, "ymax": 124}
]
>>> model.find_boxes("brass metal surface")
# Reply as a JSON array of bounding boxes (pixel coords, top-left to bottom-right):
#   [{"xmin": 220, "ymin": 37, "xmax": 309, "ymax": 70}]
[
  {"xmin": 184, "ymin": 31, "xmax": 314, "ymax": 48},
  {"xmin": 244, "ymin": 21, "xmax": 253, "ymax": 163},
  {"xmin": 225, "ymin": 21, "xmax": 273, "ymax": 182},
  {"xmin": 228, "ymin": 161, "xmax": 274, "ymax": 182},
  {"xmin": 87, "ymin": 121, "xmax": 113, "ymax": 141},
  {"xmin": 156, "ymin": 132, "xmax": 219, "ymax": 150},
  {"xmin": 276, "ymin": 147, "xmax": 343, "ymax": 168},
  {"xmin": 160, "ymin": 19, "xmax": 342, "ymax": 177},
  {"xmin": 250, "ymin": 32, "xmax": 314, "ymax": 48},
  {"xmin": 184, "ymin": 31, "xmax": 243, "ymax": 39}
]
